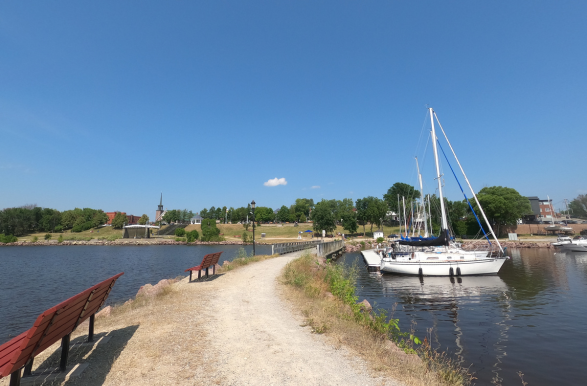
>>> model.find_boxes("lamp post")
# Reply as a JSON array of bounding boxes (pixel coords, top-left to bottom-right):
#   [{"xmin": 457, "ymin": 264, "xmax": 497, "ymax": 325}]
[{"xmin": 251, "ymin": 200, "xmax": 256, "ymax": 256}]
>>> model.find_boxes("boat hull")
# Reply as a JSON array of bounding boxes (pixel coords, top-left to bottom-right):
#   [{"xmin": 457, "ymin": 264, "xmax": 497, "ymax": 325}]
[{"xmin": 380, "ymin": 258, "xmax": 506, "ymax": 276}]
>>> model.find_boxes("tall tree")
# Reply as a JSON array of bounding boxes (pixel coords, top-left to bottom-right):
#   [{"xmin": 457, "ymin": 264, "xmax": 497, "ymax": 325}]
[
  {"xmin": 367, "ymin": 197, "xmax": 388, "ymax": 231},
  {"xmin": 383, "ymin": 182, "xmax": 420, "ymax": 215},
  {"xmin": 473, "ymin": 186, "xmax": 532, "ymax": 236},
  {"xmin": 569, "ymin": 194, "xmax": 587, "ymax": 219},
  {"xmin": 111, "ymin": 212, "xmax": 127, "ymax": 229},
  {"xmin": 138, "ymin": 214, "xmax": 149, "ymax": 225},
  {"xmin": 355, "ymin": 198, "xmax": 369, "ymax": 236},
  {"xmin": 312, "ymin": 199, "xmax": 336, "ymax": 234},
  {"xmin": 276, "ymin": 205, "xmax": 290, "ymax": 223}
]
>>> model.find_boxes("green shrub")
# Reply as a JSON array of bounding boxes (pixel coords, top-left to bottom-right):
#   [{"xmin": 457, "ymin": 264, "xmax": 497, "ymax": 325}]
[
  {"xmin": 54, "ymin": 225, "xmax": 63, "ymax": 233},
  {"xmin": 58, "ymin": 234, "xmax": 64, "ymax": 243},
  {"xmin": 175, "ymin": 228, "xmax": 186, "ymax": 237},
  {"xmin": 44, "ymin": 233, "xmax": 52, "ymax": 240},
  {"xmin": 186, "ymin": 230, "xmax": 199, "ymax": 242},
  {"xmin": 201, "ymin": 219, "xmax": 221, "ymax": 241},
  {"xmin": 242, "ymin": 232, "xmax": 249, "ymax": 243},
  {"xmin": 32, "ymin": 236, "xmax": 38, "ymax": 242},
  {"xmin": 376, "ymin": 237, "xmax": 384, "ymax": 243},
  {"xmin": 0, "ymin": 234, "xmax": 18, "ymax": 243}
]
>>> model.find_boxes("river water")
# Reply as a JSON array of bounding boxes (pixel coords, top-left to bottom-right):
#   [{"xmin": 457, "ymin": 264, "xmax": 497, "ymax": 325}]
[
  {"xmin": 0, "ymin": 245, "xmax": 271, "ymax": 343},
  {"xmin": 2, "ymin": 246, "xmax": 585, "ymax": 385},
  {"xmin": 338, "ymin": 248, "xmax": 587, "ymax": 386}
]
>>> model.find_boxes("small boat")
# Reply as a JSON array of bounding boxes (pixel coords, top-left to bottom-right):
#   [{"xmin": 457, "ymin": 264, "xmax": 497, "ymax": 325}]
[
  {"xmin": 380, "ymin": 108, "xmax": 508, "ymax": 276},
  {"xmin": 560, "ymin": 236, "xmax": 587, "ymax": 252},
  {"xmin": 552, "ymin": 235, "xmax": 572, "ymax": 247}
]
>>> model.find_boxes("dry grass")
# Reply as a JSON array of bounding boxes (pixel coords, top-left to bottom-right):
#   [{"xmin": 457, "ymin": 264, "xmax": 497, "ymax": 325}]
[
  {"xmin": 0, "ymin": 277, "xmax": 220, "ymax": 386},
  {"xmin": 279, "ymin": 252, "xmax": 473, "ymax": 386}
]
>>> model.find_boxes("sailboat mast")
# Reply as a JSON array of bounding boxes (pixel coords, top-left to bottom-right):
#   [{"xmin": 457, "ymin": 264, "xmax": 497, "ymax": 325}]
[
  {"xmin": 427, "ymin": 195, "xmax": 433, "ymax": 235},
  {"xmin": 402, "ymin": 196, "xmax": 407, "ymax": 237},
  {"xmin": 415, "ymin": 156, "xmax": 428, "ymax": 237},
  {"xmin": 547, "ymin": 195, "xmax": 554, "ymax": 224},
  {"xmin": 432, "ymin": 111, "xmax": 504, "ymax": 254},
  {"xmin": 430, "ymin": 108, "xmax": 448, "ymax": 230},
  {"xmin": 397, "ymin": 194, "xmax": 401, "ymax": 236}
]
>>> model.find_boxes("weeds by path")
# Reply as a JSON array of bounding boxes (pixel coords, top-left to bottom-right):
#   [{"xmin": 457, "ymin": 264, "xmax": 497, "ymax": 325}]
[{"xmin": 280, "ymin": 251, "xmax": 474, "ymax": 386}]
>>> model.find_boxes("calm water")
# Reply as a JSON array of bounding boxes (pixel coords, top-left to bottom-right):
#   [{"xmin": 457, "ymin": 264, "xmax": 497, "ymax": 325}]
[
  {"xmin": 338, "ymin": 248, "xmax": 587, "ymax": 386},
  {"xmin": 0, "ymin": 245, "xmax": 271, "ymax": 342}
]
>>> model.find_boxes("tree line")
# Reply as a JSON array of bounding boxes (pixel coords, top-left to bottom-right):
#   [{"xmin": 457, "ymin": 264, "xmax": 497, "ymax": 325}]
[{"xmin": 0, "ymin": 205, "xmax": 150, "ymax": 236}]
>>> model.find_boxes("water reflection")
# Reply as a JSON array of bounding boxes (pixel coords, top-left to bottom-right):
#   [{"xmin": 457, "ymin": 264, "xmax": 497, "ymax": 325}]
[{"xmin": 341, "ymin": 249, "xmax": 587, "ymax": 386}]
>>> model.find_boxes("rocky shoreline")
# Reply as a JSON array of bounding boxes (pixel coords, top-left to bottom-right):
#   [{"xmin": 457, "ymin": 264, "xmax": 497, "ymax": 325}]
[{"xmin": 0, "ymin": 239, "xmax": 251, "ymax": 247}]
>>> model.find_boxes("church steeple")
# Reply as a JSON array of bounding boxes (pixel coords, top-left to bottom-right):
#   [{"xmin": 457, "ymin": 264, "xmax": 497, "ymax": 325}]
[{"xmin": 158, "ymin": 193, "xmax": 163, "ymax": 211}]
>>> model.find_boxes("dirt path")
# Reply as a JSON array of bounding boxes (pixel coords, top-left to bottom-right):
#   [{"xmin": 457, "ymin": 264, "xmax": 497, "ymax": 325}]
[{"xmin": 199, "ymin": 251, "xmax": 403, "ymax": 386}]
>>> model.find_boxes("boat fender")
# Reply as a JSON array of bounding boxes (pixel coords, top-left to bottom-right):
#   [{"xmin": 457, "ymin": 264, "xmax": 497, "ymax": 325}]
[
  {"xmin": 449, "ymin": 267, "xmax": 454, "ymax": 276},
  {"xmin": 418, "ymin": 267, "xmax": 423, "ymax": 277},
  {"xmin": 456, "ymin": 267, "xmax": 461, "ymax": 276},
  {"xmin": 411, "ymin": 252, "xmax": 415, "ymax": 259}
]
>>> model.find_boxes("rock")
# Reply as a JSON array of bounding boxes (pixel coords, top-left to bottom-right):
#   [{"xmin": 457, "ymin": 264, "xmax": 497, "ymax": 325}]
[
  {"xmin": 358, "ymin": 299, "xmax": 372, "ymax": 313},
  {"xmin": 324, "ymin": 291, "xmax": 335, "ymax": 300},
  {"xmin": 96, "ymin": 305, "xmax": 112, "ymax": 318},
  {"xmin": 223, "ymin": 260, "xmax": 231, "ymax": 267}
]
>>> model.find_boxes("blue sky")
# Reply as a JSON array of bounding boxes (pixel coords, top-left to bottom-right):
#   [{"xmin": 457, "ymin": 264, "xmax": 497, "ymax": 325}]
[{"xmin": 1, "ymin": 1, "xmax": 585, "ymax": 217}]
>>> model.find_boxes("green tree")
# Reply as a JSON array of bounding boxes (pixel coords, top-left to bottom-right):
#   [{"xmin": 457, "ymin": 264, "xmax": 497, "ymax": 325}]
[
  {"xmin": 138, "ymin": 214, "xmax": 149, "ymax": 225},
  {"xmin": 276, "ymin": 205, "xmax": 290, "ymax": 223},
  {"xmin": 175, "ymin": 227, "xmax": 186, "ymax": 237},
  {"xmin": 294, "ymin": 198, "xmax": 314, "ymax": 219},
  {"xmin": 355, "ymin": 198, "xmax": 369, "ymax": 236},
  {"xmin": 254, "ymin": 207, "xmax": 274, "ymax": 224},
  {"xmin": 200, "ymin": 208, "xmax": 209, "ymax": 219},
  {"xmin": 111, "ymin": 212, "xmax": 127, "ymax": 229},
  {"xmin": 341, "ymin": 211, "xmax": 358, "ymax": 234},
  {"xmin": 299, "ymin": 213, "xmax": 307, "ymax": 223},
  {"xmin": 569, "ymin": 194, "xmax": 587, "ymax": 219},
  {"xmin": 473, "ymin": 186, "xmax": 532, "ymax": 236},
  {"xmin": 383, "ymin": 183, "xmax": 420, "ymax": 215},
  {"xmin": 367, "ymin": 197, "xmax": 388, "ymax": 231},
  {"xmin": 312, "ymin": 199, "xmax": 336, "ymax": 234}
]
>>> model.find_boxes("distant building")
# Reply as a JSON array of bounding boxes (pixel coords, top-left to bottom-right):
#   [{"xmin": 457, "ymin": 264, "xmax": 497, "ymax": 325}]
[
  {"xmin": 155, "ymin": 193, "xmax": 164, "ymax": 222},
  {"xmin": 106, "ymin": 212, "xmax": 140, "ymax": 225},
  {"xmin": 526, "ymin": 196, "xmax": 557, "ymax": 222},
  {"xmin": 190, "ymin": 214, "xmax": 202, "ymax": 225}
]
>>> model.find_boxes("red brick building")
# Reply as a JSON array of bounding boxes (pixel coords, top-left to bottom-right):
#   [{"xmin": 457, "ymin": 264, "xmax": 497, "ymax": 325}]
[{"xmin": 106, "ymin": 212, "xmax": 141, "ymax": 225}]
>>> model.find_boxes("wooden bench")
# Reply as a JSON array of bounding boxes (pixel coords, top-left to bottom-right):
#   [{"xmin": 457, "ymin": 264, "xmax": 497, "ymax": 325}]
[
  {"xmin": 185, "ymin": 252, "xmax": 223, "ymax": 281},
  {"xmin": 0, "ymin": 272, "xmax": 124, "ymax": 386}
]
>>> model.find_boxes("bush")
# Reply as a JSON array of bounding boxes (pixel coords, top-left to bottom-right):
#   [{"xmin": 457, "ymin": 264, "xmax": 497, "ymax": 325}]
[
  {"xmin": 201, "ymin": 219, "xmax": 221, "ymax": 241},
  {"xmin": 175, "ymin": 228, "xmax": 186, "ymax": 237},
  {"xmin": 186, "ymin": 230, "xmax": 199, "ymax": 242},
  {"xmin": 242, "ymin": 232, "xmax": 249, "ymax": 243},
  {"xmin": 32, "ymin": 236, "xmax": 38, "ymax": 242},
  {"xmin": 0, "ymin": 234, "xmax": 18, "ymax": 243},
  {"xmin": 376, "ymin": 237, "xmax": 384, "ymax": 243},
  {"xmin": 58, "ymin": 234, "xmax": 64, "ymax": 243},
  {"xmin": 44, "ymin": 233, "xmax": 52, "ymax": 240},
  {"xmin": 54, "ymin": 225, "xmax": 63, "ymax": 233},
  {"xmin": 175, "ymin": 237, "xmax": 187, "ymax": 242}
]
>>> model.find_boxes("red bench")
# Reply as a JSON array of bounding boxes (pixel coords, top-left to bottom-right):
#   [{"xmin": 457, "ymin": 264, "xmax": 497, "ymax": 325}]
[
  {"xmin": 185, "ymin": 252, "xmax": 223, "ymax": 281},
  {"xmin": 0, "ymin": 272, "xmax": 124, "ymax": 386}
]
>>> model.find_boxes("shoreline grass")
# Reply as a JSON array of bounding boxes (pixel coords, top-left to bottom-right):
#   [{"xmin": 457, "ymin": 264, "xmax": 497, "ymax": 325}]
[{"xmin": 279, "ymin": 251, "xmax": 474, "ymax": 386}]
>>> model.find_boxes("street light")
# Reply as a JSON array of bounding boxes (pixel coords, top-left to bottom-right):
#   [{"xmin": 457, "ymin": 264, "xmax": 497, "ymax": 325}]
[{"xmin": 251, "ymin": 200, "xmax": 256, "ymax": 256}]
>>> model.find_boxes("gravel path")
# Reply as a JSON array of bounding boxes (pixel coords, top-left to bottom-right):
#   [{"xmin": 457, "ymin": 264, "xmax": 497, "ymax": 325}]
[{"xmin": 199, "ymin": 251, "xmax": 403, "ymax": 386}]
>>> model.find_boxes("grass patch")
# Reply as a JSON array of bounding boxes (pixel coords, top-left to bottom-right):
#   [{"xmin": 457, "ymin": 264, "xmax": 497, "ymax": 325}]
[
  {"xmin": 217, "ymin": 247, "xmax": 279, "ymax": 273},
  {"xmin": 280, "ymin": 251, "xmax": 474, "ymax": 386}
]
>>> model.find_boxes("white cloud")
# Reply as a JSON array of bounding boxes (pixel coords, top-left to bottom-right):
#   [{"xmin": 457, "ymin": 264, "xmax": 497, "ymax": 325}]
[
  {"xmin": 311, "ymin": 185, "xmax": 320, "ymax": 189},
  {"xmin": 264, "ymin": 177, "xmax": 287, "ymax": 187}
]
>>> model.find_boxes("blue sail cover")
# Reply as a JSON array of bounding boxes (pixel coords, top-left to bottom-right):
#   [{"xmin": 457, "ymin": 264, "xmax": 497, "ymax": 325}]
[{"xmin": 397, "ymin": 229, "xmax": 449, "ymax": 247}]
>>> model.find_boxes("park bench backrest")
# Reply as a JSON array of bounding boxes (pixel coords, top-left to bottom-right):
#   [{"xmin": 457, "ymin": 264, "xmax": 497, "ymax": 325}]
[
  {"xmin": 0, "ymin": 272, "xmax": 124, "ymax": 378},
  {"xmin": 210, "ymin": 252, "xmax": 223, "ymax": 266}
]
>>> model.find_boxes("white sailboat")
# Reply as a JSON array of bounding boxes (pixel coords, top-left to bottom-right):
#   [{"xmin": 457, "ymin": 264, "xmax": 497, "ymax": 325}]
[{"xmin": 381, "ymin": 108, "xmax": 508, "ymax": 276}]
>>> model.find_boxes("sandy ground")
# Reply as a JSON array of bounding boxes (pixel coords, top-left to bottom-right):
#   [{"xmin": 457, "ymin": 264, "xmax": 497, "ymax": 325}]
[
  {"xmin": 200, "ymin": 250, "xmax": 403, "ymax": 386},
  {"xmin": 3, "ymin": 251, "xmax": 403, "ymax": 386}
]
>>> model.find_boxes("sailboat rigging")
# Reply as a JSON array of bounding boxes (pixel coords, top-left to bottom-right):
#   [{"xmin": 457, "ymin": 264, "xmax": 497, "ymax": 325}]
[{"xmin": 380, "ymin": 108, "xmax": 508, "ymax": 276}]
